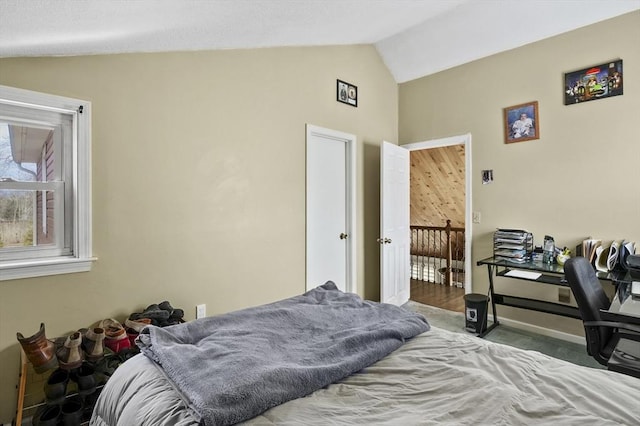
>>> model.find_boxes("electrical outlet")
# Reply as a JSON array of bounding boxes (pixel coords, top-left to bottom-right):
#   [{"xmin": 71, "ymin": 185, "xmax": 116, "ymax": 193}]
[
  {"xmin": 196, "ymin": 304, "xmax": 206, "ymax": 319},
  {"xmin": 472, "ymin": 211, "xmax": 481, "ymax": 224}
]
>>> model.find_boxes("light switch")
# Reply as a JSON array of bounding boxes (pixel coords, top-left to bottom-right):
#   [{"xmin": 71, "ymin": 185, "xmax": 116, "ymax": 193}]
[{"xmin": 472, "ymin": 211, "xmax": 481, "ymax": 223}]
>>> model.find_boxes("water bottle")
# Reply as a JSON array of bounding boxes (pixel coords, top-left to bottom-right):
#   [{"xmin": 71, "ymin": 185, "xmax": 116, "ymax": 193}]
[{"xmin": 543, "ymin": 236, "xmax": 555, "ymax": 264}]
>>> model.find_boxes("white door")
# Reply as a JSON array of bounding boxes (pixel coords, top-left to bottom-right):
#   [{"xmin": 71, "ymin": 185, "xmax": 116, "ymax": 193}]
[
  {"xmin": 380, "ymin": 141, "xmax": 410, "ymax": 305},
  {"xmin": 306, "ymin": 125, "xmax": 356, "ymax": 293}
]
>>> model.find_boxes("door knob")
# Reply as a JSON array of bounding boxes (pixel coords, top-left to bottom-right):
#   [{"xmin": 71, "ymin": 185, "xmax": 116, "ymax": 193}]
[
  {"xmin": 340, "ymin": 233, "xmax": 348, "ymax": 240},
  {"xmin": 377, "ymin": 238, "xmax": 392, "ymax": 244}
]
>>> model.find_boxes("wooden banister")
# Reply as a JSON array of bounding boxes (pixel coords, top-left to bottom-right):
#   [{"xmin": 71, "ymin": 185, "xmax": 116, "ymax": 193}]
[{"xmin": 410, "ymin": 221, "xmax": 465, "ymax": 286}]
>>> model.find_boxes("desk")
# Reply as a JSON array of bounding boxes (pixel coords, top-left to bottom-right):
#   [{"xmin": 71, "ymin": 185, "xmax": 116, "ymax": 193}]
[
  {"xmin": 476, "ymin": 256, "xmax": 633, "ymax": 337},
  {"xmin": 607, "ymin": 280, "xmax": 640, "ymax": 318},
  {"xmin": 603, "ymin": 280, "xmax": 640, "ymax": 378}
]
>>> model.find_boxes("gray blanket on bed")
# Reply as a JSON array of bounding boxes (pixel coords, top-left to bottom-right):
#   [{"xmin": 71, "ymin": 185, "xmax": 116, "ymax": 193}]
[{"xmin": 137, "ymin": 282, "xmax": 429, "ymax": 426}]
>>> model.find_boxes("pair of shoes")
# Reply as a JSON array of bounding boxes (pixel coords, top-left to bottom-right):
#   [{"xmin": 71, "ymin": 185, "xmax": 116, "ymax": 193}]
[
  {"xmin": 16, "ymin": 323, "xmax": 58, "ymax": 374},
  {"xmin": 33, "ymin": 395, "xmax": 84, "ymax": 426},
  {"xmin": 56, "ymin": 326, "xmax": 106, "ymax": 370},
  {"xmin": 44, "ymin": 363, "xmax": 97, "ymax": 404},
  {"xmin": 93, "ymin": 319, "xmax": 131, "ymax": 354}
]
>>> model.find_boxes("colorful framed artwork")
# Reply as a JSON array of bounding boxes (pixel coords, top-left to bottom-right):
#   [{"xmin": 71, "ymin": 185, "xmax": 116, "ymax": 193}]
[
  {"xmin": 503, "ymin": 101, "xmax": 539, "ymax": 144},
  {"xmin": 564, "ymin": 60, "xmax": 623, "ymax": 105},
  {"xmin": 337, "ymin": 79, "xmax": 357, "ymax": 107}
]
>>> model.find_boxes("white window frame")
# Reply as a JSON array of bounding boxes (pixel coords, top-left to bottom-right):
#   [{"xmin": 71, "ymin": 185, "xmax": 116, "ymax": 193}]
[{"xmin": 0, "ymin": 85, "xmax": 95, "ymax": 280}]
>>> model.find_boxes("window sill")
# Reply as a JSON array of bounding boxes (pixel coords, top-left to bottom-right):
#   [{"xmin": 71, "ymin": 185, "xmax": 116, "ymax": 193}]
[{"xmin": 0, "ymin": 256, "xmax": 97, "ymax": 281}]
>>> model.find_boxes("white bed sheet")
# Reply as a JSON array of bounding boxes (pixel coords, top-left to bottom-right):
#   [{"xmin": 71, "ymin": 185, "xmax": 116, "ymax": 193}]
[{"xmin": 91, "ymin": 326, "xmax": 640, "ymax": 425}]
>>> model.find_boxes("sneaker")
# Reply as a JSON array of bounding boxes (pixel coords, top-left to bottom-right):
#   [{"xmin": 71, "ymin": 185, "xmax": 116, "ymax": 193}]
[
  {"xmin": 124, "ymin": 317, "xmax": 152, "ymax": 333},
  {"xmin": 124, "ymin": 317, "xmax": 152, "ymax": 346},
  {"xmin": 94, "ymin": 319, "xmax": 131, "ymax": 353},
  {"xmin": 80, "ymin": 327, "xmax": 105, "ymax": 362},
  {"xmin": 55, "ymin": 332, "xmax": 83, "ymax": 370}
]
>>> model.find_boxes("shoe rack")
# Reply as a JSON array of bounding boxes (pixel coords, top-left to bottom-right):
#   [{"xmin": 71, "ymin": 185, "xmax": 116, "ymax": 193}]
[
  {"xmin": 14, "ymin": 349, "xmax": 28, "ymax": 426},
  {"xmin": 15, "ymin": 349, "xmax": 96, "ymax": 426},
  {"xmin": 15, "ymin": 349, "xmax": 66, "ymax": 425}
]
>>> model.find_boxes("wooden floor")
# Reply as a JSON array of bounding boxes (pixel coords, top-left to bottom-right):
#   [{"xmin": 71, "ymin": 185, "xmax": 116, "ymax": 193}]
[{"xmin": 410, "ymin": 279, "xmax": 465, "ymax": 313}]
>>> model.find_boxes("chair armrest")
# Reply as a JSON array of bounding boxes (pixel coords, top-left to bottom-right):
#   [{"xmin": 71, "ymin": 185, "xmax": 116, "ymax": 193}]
[
  {"xmin": 599, "ymin": 308, "xmax": 640, "ymax": 325},
  {"xmin": 584, "ymin": 320, "xmax": 640, "ymax": 335},
  {"xmin": 617, "ymin": 331, "xmax": 640, "ymax": 342}
]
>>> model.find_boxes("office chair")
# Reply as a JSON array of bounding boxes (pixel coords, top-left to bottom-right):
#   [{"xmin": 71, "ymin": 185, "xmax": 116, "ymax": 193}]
[{"xmin": 564, "ymin": 256, "xmax": 640, "ymax": 367}]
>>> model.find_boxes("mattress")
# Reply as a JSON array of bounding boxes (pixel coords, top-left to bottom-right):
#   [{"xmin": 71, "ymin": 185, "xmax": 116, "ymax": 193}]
[{"xmin": 90, "ymin": 326, "xmax": 640, "ymax": 425}]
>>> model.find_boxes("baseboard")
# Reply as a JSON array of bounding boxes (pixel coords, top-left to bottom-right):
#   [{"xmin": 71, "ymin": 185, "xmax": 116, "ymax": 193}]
[{"xmin": 496, "ymin": 316, "xmax": 586, "ymax": 345}]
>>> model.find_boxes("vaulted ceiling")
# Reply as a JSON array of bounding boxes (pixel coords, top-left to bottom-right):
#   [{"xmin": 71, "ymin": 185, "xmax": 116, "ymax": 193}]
[{"xmin": 1, "ymin": 0, "xmax": 638, "ymax": 83}]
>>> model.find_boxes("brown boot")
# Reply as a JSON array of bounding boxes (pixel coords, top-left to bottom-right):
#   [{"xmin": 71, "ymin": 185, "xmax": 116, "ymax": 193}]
[
  {"xmin": 16, "ymin": 323, "xmax": 58, "ymax": 374},
  {"xmin": 56, "ymin": 332, "xmax": 84, "ymax": 370}
]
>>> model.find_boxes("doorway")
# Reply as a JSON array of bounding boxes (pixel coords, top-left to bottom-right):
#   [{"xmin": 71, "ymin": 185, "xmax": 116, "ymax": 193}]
[
  {"xmin": 402, "ymin": 134, "xmax": 472, "ymax": 312},
  {"xmin": 305, "ymin": 124, "xmax": 356, "ymax": 293}
]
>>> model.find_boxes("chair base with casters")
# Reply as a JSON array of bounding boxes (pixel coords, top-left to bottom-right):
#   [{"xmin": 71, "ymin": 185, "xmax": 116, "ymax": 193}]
[{"xmin": 607, "ymin": 337, "xmax": 640, "ymax": 379}]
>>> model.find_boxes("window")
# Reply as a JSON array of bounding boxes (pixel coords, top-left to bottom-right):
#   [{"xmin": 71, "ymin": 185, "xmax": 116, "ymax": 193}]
[{"xmin": 0, "ymin": 85, "xmax": 93, "ymax": 280}]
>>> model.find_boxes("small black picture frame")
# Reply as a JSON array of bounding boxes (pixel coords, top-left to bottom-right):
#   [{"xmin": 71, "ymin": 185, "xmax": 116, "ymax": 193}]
[{"xmin": 337, "ymin": 79, "xmax": 357, "ymax": 107}]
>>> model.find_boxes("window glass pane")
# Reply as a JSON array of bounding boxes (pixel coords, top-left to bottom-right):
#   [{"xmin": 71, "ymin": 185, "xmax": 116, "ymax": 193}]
[
  {"xmin": 0, "ymin": 123, "xmax": 54, "ymax": 183},
  {"xmin": 0, "ymin": 189, "xmax": 55, "ymax": 248}
]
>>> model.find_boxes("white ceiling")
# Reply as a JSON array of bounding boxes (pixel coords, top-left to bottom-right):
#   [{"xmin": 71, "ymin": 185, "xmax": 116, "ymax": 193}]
[{"xmin": 1, "ymin": 0, "xmax": 638, "ymax": 83}]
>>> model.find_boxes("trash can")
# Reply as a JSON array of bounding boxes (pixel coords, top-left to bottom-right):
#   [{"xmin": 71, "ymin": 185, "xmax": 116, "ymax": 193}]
[{"xmin": 464, "ymin": 293, "xmax": 488, "ymax": 334}]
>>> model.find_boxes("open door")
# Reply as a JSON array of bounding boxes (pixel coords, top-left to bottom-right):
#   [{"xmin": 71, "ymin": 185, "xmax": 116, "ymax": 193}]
[{"xmin": 379, "ymin": 141, "xmax": 410, "ymax": 305}]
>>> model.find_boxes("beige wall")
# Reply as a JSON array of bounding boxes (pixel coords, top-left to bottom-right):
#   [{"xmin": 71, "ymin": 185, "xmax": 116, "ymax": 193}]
[
  {"xmin": 400, "ymin": 11, "xmax": 640, "ymax": 334},
  {"xmin": 0, "ymin": 45, "xmax": 397, "ymax": 423}
]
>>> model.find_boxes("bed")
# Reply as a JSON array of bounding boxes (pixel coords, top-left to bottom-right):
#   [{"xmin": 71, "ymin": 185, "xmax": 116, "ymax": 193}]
[{"xmin": 90, "ymin": 283, "xmax": 640, "ymax": 426}]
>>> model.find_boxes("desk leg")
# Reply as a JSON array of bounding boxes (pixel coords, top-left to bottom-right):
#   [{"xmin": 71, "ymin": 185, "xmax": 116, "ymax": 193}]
[{"xmin": 479, "ymin": 264, "xmax": 500, "ymax": 338}]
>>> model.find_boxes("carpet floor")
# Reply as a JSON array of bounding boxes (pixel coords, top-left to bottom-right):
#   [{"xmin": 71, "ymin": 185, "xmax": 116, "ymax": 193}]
[{"xmin": 403, "ymin": 300, "xmax": 603, "ymax": 370}]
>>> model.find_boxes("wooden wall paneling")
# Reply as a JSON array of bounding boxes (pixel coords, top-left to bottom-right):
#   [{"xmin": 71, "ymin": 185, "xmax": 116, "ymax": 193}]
[{"xmin": 410, "ymin": 145, "xmax": 465, "ymax": 228}]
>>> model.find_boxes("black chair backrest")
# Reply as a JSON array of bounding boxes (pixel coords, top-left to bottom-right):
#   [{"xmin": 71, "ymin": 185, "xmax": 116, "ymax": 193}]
[{"xmin": 564, "ymin": 256, "xmax": 612, "ymax": 363}]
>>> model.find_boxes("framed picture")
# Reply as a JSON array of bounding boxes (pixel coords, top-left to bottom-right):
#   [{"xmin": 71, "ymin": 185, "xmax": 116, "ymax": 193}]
[
  {"xmin": 564, "ymin": 60, "xmax": 623, "ymax": 105},
  {"xmin": 503, "ymin": 101, "xmax": 539, "ymax": 144},
  {"xmin": 337, "ymin": 79, "xmax": 357, "ymax": 107}
]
